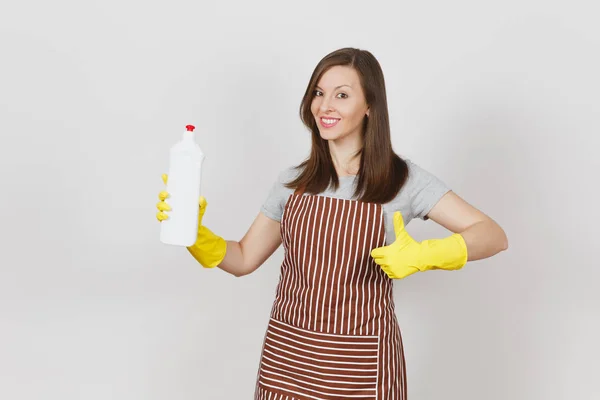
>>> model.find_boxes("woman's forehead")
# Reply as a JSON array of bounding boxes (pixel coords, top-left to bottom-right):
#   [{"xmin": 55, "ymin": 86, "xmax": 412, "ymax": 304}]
[{"xmin": 317, "ymin": 66, "xmax": 360, "ymax": 88}]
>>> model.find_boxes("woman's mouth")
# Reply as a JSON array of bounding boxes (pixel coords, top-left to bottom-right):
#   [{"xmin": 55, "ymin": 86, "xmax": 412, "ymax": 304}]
[{"xmin": 320, "ymin": 117, "xmax": 340, "ymax": 128}]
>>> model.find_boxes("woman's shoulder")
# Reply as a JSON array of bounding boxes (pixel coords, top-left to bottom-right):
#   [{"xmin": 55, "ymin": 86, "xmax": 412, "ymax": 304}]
[
  {"xmin": 403, "ymin": 157, "xmax": 445, "ymax": 186},
  {"xmin": 272, "ymin": 164, "xmax": 303, "ymax": 187},
  {"xmin": 389, "ymin": 156, "xmax": 421, "ymax": 192},
  {"xmin": 260, "ymin": 165, "xmax": 301, "ymax": 222},
  {"xmin": 400, "ymin": 156, "xmax": 419, "ymax": 172},
  {"xmin": 385, "ymin": 156, "xmax": 449, "ymax": 201}
]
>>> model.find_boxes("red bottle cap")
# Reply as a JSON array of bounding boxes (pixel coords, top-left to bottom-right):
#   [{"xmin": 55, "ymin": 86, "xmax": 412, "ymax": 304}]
[{"xmin": 186, "ymin": 125, "xmax": 195, "ymax": 132}]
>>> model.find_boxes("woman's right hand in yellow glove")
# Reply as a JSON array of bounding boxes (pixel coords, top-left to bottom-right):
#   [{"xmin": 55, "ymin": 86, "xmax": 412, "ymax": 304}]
[{"xmin": 156, "ymin": 174, "xmax": 227, "ymax": 268}]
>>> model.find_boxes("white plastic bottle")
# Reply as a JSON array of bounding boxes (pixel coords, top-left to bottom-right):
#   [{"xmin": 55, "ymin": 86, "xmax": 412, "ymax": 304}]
[{"xmin": 160, "ymin": 124, "xmax": 205, "ymax": 246}]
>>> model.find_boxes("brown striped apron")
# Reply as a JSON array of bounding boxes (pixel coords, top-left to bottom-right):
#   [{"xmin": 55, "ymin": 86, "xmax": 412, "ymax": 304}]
[{"xmin": 255, "ymin": 190, "xmax": 407, "ymax": 400}]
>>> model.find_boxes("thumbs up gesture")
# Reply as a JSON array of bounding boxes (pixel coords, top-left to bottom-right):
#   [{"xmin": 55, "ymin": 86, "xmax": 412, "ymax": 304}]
[
  {"xmin": 371, "ymin": 212, "xmax": 423, "ymax": 279},
  {"xmin": 371, "ymin": 212, "xmax": 468, "ymax": 279}
]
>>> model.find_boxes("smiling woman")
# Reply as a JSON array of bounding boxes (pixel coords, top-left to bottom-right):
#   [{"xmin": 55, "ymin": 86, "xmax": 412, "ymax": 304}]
[
  {"xmin": 289, "ymin": 49, "xmax": 409, "ymax": 205},
  {"xmin": 155, "ymin": 47, "xmax": 508, "ymax": 399}
]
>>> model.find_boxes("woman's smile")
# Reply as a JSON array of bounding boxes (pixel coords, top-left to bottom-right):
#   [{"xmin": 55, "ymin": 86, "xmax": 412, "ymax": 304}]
[{"xmin": 319, "ymin": 117, "xmax": 341, "ymax": 128}]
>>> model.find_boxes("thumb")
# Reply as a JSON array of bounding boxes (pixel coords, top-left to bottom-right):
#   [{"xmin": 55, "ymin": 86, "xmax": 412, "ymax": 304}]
[
  {"xmin": 393, "ymin": 211, "xmax": 416, "ymax": 247},
  {"xmin": 393, "ymin": 211, "xmax": 405, "ymax": 235},
  {"xmin": 198, "ymin": 195, "xmax": 208, "ymax": 223},
  {"xmin": 199, "ymin": 195, "xmax": 207, "ymax": 209}
]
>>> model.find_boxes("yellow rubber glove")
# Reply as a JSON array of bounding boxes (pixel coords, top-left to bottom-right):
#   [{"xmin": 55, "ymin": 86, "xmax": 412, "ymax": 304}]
[
  {"xmin": 156, "ymin": 174, "xmax": 227, "ymax": 268},
  {"xmin": 371, "ymin": 211, "xmax": 468, "ymax": 279}
]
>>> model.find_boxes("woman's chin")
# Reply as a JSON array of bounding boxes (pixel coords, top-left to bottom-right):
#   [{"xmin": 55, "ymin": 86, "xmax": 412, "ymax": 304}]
[{"xmin": 318, "ymin": 130, "xmax": 339, "ymax": 141}]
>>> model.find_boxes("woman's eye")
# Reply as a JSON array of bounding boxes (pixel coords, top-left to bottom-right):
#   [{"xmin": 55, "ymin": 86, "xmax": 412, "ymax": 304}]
[{"xmin": 313, "ymin": 90, "xmax": 347, "ymax": 99}]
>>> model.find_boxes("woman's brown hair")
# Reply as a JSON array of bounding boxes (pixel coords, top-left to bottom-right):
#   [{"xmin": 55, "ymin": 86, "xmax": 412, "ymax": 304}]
[{"xmin": 285, "ymin": 47, "xmax": 409, "ymax": 204}]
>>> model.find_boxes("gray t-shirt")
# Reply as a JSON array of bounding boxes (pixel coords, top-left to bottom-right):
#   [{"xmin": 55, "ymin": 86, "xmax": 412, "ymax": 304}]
[{"xmin": 260, "ymin": 159, "xmax": 450, "ymax": 245}]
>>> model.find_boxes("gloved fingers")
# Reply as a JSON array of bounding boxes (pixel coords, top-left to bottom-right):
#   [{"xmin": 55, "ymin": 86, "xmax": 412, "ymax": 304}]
[
  {"xmin": 159, "ymin": 174, "xmax": 170, "ymax": 201},
  {"xmin": 156, "ymin": 211, "xmax": 169, "ymax": 222},
  {"xmin": 371, "ymin": 254, "xmax": 388, "ymax": 266},
  {"xmin": 158, "ymin": 190, "xmax": 169, "ymax": 201},
  {"xmin": 157, "ymin": 173, "xmax": 171, "ymax": 221},
  {"xmin": 378, "ymin": 264, "xmax": 395, "ymax": 279},
  {"xmin": 397, "ymin": 267, "xmax": 419, "ymax": 279},
  {"xmin": 156, "ymin": 201, "xmax": 171, "ymax": 212},
  {"xmin": 379, "ymin": 265, "xmax": 419, "ymax": 280},
  {"xmin": 370, "ymin": 246, "xmax": 389, "ymax": 260}
]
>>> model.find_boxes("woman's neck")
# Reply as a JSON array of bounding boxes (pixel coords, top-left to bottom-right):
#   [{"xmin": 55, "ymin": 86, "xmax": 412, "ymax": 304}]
[{"xmin": 328, "ymin": 135, "xmax": 362, "ymax": 177}]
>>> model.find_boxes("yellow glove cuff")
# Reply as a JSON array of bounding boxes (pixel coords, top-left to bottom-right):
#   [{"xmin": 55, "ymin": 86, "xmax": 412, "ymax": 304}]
[
  {"xmin": 419, "ymin": 233, "xmax": 468, "ymax": 271},
  {"xmin": 186, "ymin": 226, "xmax": 227, "ymax": 269}
]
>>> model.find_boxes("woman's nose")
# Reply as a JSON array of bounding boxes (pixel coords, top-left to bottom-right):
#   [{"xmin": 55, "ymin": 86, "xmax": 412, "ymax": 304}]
[{"xmin": 319, "ymin": 96, "xmax": 334, "ymax": 113}]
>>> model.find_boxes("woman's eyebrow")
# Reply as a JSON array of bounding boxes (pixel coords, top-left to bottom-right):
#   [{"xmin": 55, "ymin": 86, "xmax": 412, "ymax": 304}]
[{"xmin": 315, "ymin": 84, "xmax": 352, "ymax": 90}]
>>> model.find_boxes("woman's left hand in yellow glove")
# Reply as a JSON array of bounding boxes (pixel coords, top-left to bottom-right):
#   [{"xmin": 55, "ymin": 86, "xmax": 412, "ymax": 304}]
[
  {"xmin": 156, "ymin": 174, "xmax": 226, "ymax": 269},
  {"xmin": 371, "ymin": 211, "xmax": 468, "ymax": 280}
]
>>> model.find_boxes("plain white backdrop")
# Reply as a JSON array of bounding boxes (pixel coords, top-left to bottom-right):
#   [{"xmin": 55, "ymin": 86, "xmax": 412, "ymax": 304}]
[{"xmin": 1, "ymin": 0, "xmax": 598, "ymax": 399}]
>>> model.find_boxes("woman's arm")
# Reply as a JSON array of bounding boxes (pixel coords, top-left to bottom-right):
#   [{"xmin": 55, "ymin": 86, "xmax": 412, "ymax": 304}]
[
  {"xmin": 217, "ymin": 212, "xmax": 282, "ymax": 277},
  {"xmin": 426, "ymin": 191, "xmax": 508, "ymax": 261}
]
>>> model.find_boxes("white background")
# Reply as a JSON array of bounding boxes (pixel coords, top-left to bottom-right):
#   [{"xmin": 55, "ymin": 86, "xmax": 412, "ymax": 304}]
[{"xmin": 1, "ymin": 0, "xmax": 598, "ymax": 399}]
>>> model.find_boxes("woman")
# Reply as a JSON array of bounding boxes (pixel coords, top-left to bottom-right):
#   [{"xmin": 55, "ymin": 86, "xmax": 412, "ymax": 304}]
[{"xmin": 156, "ymin": 47, "xmax": 508, "ymax": 399}]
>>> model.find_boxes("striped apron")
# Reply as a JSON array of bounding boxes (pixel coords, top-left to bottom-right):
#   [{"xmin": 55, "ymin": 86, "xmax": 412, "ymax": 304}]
[{"xmin": 255, "ymin": 190, "xmax": 407, "ymax": 400}]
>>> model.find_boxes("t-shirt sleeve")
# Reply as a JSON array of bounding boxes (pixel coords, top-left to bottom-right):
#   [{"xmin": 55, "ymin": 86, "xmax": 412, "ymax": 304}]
[
  {"xmin": 260, "ymin": 168, "xmax": 296, "ymax": 222},
  {"xmin": 405, "ymin": 159, "xmax": 451, "ymax": 220}
]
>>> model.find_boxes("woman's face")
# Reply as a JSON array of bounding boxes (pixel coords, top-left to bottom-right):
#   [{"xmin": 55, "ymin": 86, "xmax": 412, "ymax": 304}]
[{"xmin": 310, "ymin": 65, "xmax": 370, "ymax": 143}]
